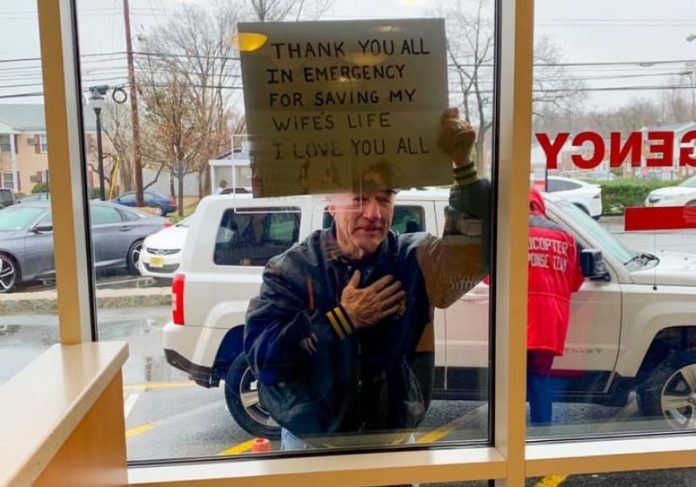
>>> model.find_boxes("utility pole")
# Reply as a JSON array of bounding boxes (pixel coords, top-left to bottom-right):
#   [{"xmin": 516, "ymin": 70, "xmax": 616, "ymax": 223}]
[{"xmin": 123, "ymin": 0, "xmax": 144, "ymax": 207}]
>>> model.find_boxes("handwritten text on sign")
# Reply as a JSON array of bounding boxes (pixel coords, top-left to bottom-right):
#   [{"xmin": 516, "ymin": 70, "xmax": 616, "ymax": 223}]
[{"xmin": 238, "ymin": 19, "xmax": 449, "ymax": 197}]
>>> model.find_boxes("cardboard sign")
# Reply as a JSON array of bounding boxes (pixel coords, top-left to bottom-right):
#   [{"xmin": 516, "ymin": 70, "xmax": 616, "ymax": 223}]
[{"xmin": 238, "ymin": 19, "xmax": 449, "ymax": 197}]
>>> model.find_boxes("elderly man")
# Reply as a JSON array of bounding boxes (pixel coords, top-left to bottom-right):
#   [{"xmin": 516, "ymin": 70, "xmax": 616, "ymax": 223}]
[{"xmin": 244, "ymin": 108, "xmax": 490, "ymax": 449}]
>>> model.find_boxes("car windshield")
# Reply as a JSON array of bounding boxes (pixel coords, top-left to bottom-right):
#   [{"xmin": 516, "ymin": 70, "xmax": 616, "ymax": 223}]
[
  {"xmin": 679, "ymin": 176, "xmax": 696, "ymax": 188},
  {"xmin": 552, "ymin": 199, "xmax": 637, "ymax": 265},
  {"xmin": 0, "ymin": 206, "xmax": 45, "ymax": 231}
]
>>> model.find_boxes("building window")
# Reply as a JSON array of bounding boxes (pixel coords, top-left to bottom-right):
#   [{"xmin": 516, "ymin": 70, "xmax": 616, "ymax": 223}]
[
  {"xmin": 0, "ymin": 134, "xmax": 11, "ymax": 152},
  {"xmin": 3, "ymin": 172, "xmax": 14, "ymax": 189},
  {"xmin": 39, "ymin": 134, "xmax": 48, "ymax": 153}
]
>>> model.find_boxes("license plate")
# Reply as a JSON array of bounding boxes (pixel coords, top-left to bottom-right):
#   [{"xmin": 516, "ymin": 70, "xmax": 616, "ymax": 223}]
[{"xmin": 149, "ymin": 256, "xmax": 165, "ymax": 268}]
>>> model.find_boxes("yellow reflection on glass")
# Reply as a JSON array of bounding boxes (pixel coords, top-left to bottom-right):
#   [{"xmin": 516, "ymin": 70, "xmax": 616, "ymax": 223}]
[
  {"xmin": 233, "ymin": 32, "xmax": 268, "ymax": 52},
  {"xmin": 344, "ymin": 52, "xmax": 389, "ymax": 66}
]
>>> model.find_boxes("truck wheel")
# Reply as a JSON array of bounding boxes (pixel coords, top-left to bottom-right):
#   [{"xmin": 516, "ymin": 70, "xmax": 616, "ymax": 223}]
[
  {"xmin": 637, "ymin": 349, "xmax": 696, "ymax": 429},
  {"xmin": 224, "ymin": 353, "xmax": 281, "ymax": 439}
]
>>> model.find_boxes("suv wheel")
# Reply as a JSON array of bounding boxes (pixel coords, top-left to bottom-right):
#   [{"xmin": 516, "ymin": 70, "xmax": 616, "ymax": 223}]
[
  {"xmin": 0, "ymin": 253, "xmax": 19, "ymax": 293},
  {"xmin": 224, "ymin": 353, "xmax": 281, "ymax": 439},
  {"xmin": 637, "ymin": 349, "xmax": 696, "ymax": 429}
]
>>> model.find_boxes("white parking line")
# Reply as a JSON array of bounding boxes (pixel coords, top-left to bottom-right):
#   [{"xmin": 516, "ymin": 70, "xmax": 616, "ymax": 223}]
[{"xmin": 124, "ymin": 393, "xmax": 141, "ymax": 418}]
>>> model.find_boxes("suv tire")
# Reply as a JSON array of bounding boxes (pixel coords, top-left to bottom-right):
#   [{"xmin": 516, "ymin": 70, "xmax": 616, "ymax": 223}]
[
  {"xmin": 637, "ymin": 349, "xmax": 696, "ymax": 429},
  {"xmin": 224, "ymin": 353, "xmax": 281, "ymax": 439}
]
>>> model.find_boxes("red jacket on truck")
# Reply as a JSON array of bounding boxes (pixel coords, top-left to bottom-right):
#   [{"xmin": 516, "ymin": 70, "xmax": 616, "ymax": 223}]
[{"xmin": 527, "ymin": 190, "xmax": 584, "ymax": 355}]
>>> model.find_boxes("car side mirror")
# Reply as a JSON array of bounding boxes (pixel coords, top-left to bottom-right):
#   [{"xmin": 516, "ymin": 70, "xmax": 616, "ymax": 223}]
[
  {"xmin": 33, "ymin": 224, "xmax": 53, "ymax": 233},
  {"xmin": 581, "ymin": 249, "xmax": 610, "ymax": 281}
]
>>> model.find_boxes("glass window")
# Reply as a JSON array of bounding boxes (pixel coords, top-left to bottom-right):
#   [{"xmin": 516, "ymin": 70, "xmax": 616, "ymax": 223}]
[
  {"xmin": 0, "ymin": 0, "xmax": 58, "ymax": 385},
  {"xmin": 117, "ymin": 193, "xmax": 136, "ymax": 205},
  {"xmin": 546, "ymin": 178, "xmax": 567, "ymax": 192},
  {"xmin": 77, "ymin": 0, "xmax": 495, "ymax": 464},
  {"xmin": 2, "ymin": 173, "xmax": 14, "ymax": 190},
  {"xmin": 680, "ymin": 176, "xmax": 696, "ymax": 189},
  {"xmin": 38, "ymin": 212, "xmax": 52, "ymax": 227},
  {"xmin": 0, "ymin": 188, "xmax": 14, "ymax": 206},
  {"xmin": 530, "ymin": 0, "xmax": 696, "ymax": 441},
  {"xmin": 214, "ymin": 208, "xmax": 301, "ymax": 266},
  {"xmin": 90, "ymin": 205, "xmax": 123, "ymax": 225},
  {"xmin": 39, "ymin": 134, "xmax": 48, "ymax": 153},
  {"xmin": 0, "ymin": 135, "xmax": 11, "ymax": 153},
  {"xmin": 119, "ymin": 208, "xmax": 142, "ymax": 222},
  {"xmin": 0, "ymin": 206, "xmax": 44, "ymax": 231},
  {"xmin": 392, "ymin": 205, "xmax": 426, "ymax": 234}
]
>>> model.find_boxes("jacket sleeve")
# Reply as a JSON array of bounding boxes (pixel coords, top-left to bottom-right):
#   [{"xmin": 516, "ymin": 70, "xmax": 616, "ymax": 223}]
[
  {"xmin": 416, "ymin": 178, "xmax": 490, "ymax": 309},
  {"xmin": 244, "ymin": 255, "xmax": 356, "ymax": 386}
]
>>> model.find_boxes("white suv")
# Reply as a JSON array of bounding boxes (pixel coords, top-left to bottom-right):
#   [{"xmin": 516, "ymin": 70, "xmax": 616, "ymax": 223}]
[{"xmin": 164, "ymin": 189, "xmax": 696, "ymax": 438}]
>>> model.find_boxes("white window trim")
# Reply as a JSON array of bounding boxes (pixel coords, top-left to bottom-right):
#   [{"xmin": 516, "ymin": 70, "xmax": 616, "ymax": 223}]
[{"xmin": 39, "ymin": 134, "xmax": 49, "ymax": 153}]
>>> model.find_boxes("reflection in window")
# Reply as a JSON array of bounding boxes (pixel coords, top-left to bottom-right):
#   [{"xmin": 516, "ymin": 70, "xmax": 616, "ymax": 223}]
[
  {"xmin": 392, "ymin": 205, "xmax": 426, "ymax": 233},
  {"xmin": 214, "ymin": 208, "xmax": 301, "ymax": 266}
]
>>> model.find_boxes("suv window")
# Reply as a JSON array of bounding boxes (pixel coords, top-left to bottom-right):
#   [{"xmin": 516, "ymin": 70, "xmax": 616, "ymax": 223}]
[
  {"xmin": 214, "ymin": 207, "xmax": 301, "ymax": 266},
  {"xmin": 392, "ymin": 205, "xmax": 425, "ymax": 234}
]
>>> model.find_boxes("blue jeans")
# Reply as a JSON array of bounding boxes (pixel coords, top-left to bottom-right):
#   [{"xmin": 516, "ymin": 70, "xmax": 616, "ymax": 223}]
[
  {"xmin": 528, "ymin": 372, "xmax": 553, "ymax": 425},
  {"xmin": 527, "ymin": 350, "xmax": 555, "ymax": 425}
]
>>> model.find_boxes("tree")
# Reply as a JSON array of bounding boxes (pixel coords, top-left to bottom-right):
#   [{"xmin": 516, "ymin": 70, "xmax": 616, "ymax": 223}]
[
  {"xmin": 136, "ymin": 3, "xmax": 240, "ymax": 215},
  {"xmin": 102, "ymin": 102, "xmax": 135, "ymax": 194},
  {"xmin": 660, "ymin": 73, "xmax": 696, "ymax": 123},
  {"xmin": 246, "ymin": 0, "xmax": 333, "ymax": 21},
  {"xmin": 442, "ymin": 0, "xmax": 584, "ymax": 173}
]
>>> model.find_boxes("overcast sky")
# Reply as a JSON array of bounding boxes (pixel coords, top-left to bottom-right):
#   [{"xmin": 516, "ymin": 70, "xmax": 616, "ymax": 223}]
[{"xmin": 1, "ymin": 0, "xmax": 695, "ymax": 111}]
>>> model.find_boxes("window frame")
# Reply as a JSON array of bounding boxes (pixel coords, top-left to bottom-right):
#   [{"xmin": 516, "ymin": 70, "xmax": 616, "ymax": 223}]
[
  {"xmin": 0, "ymin": 134, "xmax": 11, "ymax": 153},
  {"xmin": 39, "ymin": 134, "xmax": 49, "ymax": 153},
  {"xmin": 2, "ymin": 172, "xmax": 13, "ymax": 190}
]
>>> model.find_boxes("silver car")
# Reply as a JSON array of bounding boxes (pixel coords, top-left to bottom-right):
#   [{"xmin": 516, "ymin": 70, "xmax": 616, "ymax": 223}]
[{"xmin": 0, "ymin": 201, "xmax": 168, "ymax": 293}]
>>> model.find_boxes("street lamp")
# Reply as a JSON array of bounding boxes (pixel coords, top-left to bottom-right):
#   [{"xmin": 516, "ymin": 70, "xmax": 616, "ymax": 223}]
[{"xmin": 89, "ymin": 85, "xmax": 108, "ymax": 201}]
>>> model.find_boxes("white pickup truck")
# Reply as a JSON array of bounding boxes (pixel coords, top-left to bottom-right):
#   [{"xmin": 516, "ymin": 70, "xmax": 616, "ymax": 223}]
[{"xmin": 163, "ymin": 189, "xmax": 696, "ymax": 437}]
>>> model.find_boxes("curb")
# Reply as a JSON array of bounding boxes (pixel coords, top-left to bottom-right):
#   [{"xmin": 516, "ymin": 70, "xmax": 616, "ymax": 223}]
[{"xmin": 0, "ymin": 287, "xmax": 172, "ymax": 315}]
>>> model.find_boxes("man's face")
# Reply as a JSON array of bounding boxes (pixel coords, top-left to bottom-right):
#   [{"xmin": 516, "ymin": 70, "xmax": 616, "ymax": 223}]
[{"xmin": 329, "ymin": 190, "xmax": 395, "ymax": 261}]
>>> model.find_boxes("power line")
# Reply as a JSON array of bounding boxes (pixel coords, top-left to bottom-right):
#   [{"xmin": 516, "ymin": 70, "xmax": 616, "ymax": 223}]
[{"xmin": 0, "ymin": 50, "xmax": 694, "ymax": 70}]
